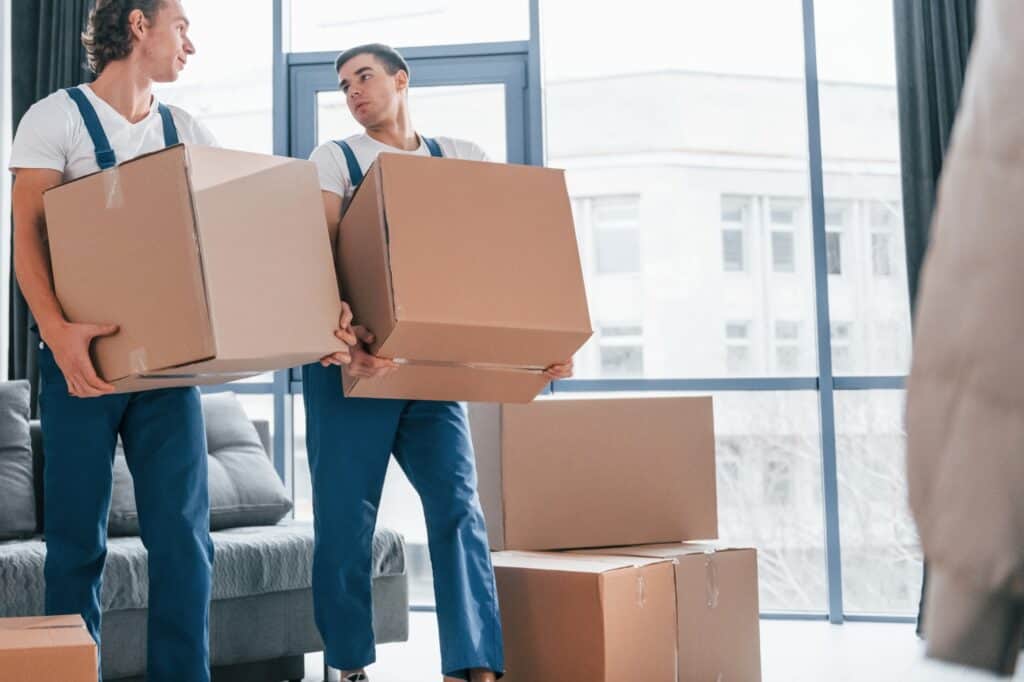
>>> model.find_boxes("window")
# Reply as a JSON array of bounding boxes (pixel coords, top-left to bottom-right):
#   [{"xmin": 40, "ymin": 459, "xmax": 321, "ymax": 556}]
[
  {"xmin": 771, "ymin": 231, "xmax": 796, "ymax": 273},
  {"xmin": 817, "ymin": 0, "xmax": 919, "ymax": 616},
  {"xmin": 153, "ymin": 1, "xmax": 274, "ymax": 153},
  {"xmin": 591, "ymin": 196, "xmax": 642, "ymax": 274},
  {"xmin": 290, "ymin": 0, "xmax": 529, "ymax": 52},
  {"xmin": 764, "ymin": 459, "xmax": 793, "ymax": 505},
  {"xmin": 770, "ymin": 200, "xmax": 798, "ymax": 226},
  {"xmin": 831, "ymin": 322, "xmax": 853, "ymax": 374},
  {"xmin": 725, "ymin": 321, "xmax": 753, "ymax": 374},
  {"xmin": 774, "ymin": 320, "xmax": 802, "ymax": 374},
  {"xmin": 721, "ymin": 196, "xmax": 750, "ymax": 273},
  {"xmin": 598, "ymin": 324, "xmax": 644, "ymax": 376},
  {"xmin": 825, "ymin": 232, "xmax": 842, "ymax": 275},
  {"xmin": 868, "ymin": 202, "xmax": 899, "ymax": 278},
  {"xmin": 824, "ymin": 202, "xmax": 847, "ymax": 276}
]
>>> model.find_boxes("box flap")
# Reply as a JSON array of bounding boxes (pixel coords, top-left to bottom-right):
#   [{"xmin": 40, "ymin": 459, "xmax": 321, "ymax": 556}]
[
  {"xmin": 0, "ymin": 615, "xmax": 85, "ymax": 632},
  {"xmin": 43, "ymin": 145, "xmax": 215, "ymax": 381},
  {"xmin": 188, "ymin": 147, "xmax": 342, "ymax": 361},
  {"xmin": 377, "ymin": 154, "xmax": 591, "ymax": 335},
  {"xmin": 336, "ymin": 158, "xmax": 398, "ymax": 349},
  {"xmin": 184, "ymin": 144, "xmax": 299, "ymax": 192},
  {"xmin": 576, "ymin": 542, "xmax": 754, "ymax": 560},
  {"xmin": 491, "ymin": 551, "xmax": 670, "ymax": 574},
  {"xmin": 343, "ymin": 363, "xmax": 550, "ymax": 403}
]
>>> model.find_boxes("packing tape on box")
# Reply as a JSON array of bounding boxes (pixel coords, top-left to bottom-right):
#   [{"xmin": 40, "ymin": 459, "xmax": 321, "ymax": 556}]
[
  {"xmin": 102, "ymin": 167, "xmax": 125, "ymax": 209},
  {"xmin": 139, "ymin": 371, "xmax": 259, "ymax": 380},
  {"xmin": 705, "ymin": 550, "xmax": 720, "ymax": 609},
  {"xmin": 636, "ymin": 574, "xmax": 647, "ymax": 607},
  {"xmin": 392, "ymin": 358, "xmax": 546, "ymax": 374},
  {"xmin": 128, "ymin": 348, "xmax": 149, "ymax": 375}
]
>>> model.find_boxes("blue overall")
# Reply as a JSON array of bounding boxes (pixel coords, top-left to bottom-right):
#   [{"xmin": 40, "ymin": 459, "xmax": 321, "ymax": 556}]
[
  {"xmin": 302, "ymin": 138, "xmax": 505, "ymax": 680},
  {"xmin": 37, "ymin": 87, "xmax": 214, "ymax": 682}
]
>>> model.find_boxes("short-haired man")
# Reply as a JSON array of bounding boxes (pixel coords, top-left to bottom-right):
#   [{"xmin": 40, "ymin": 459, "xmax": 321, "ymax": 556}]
[{"xmin": 306, "ymin": 43, "xmax": 574, "ymax": 682}]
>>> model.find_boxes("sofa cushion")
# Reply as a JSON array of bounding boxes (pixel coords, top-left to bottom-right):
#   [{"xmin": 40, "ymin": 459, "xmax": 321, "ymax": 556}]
[
  {"xmin": 108, "ymin": 393, "xmax": 292, "ymax": 536},
  {"xmin": 0, "ymin": 522, "xmax": 406, "ymax": 616},
  {"xmin": 0, "ymin": 381, "xmax": 36, "ymax": 540}
]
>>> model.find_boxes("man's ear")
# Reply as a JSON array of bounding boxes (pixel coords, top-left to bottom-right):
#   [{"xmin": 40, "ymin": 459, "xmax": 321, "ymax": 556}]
[
  {"xmin": 395, "ymin": 69, "xmax": 410, "ymax": 93},
  {"xmin": 127, "ymin": 8, "xmax": 149, "ymax": 42}
]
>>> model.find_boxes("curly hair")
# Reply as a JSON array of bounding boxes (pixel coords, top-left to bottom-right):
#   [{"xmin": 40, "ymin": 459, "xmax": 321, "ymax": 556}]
[{"xmin": 81, "ymin": 0, "xmax": 166, "ymax": 74}]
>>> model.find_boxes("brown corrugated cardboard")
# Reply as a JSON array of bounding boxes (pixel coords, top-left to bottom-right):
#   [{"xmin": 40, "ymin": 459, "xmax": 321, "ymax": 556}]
[
  {"xmin": 576, "ymin": 543, "xmax": 762, "ymax": 682},
  {"xmin": 470, "ymin": 395, "xmax": 718, "ymax": 550},
  {"xmin": 43, "ymin": 144, "xmax": 343, "ymax": 392},
  {"xmin": 0, "ymin": 614, "xmax": 97, "ymax": 681},
  {"xmin": 491, "ymin": 551, "xmax": 677, "ymax": 682},
  {"xmin": 336, "ymin": 153, "xmax": 592, "ymax": 402}
]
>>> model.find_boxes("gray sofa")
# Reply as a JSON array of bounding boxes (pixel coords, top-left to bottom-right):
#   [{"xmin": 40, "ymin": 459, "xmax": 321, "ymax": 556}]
[{"xmin": 0, "ymin": 382, "xmax": 409, "ymax": 681}]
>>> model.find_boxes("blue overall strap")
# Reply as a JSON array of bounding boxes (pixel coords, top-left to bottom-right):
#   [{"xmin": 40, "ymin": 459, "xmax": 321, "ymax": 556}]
[
  {"xmin": 157, "ymin": 103, "xmax": 180, "ymax": 146},
  {"xmin": 423, "ymin": 136, "xmax": 444, "ymax": 158},
  {"xmin": 332, "ymin": 139, "xmax": 364, "ymax": 187},
  {"xmin": 64, "ymin": 87, "xmax": 116, "ymax": 169}
]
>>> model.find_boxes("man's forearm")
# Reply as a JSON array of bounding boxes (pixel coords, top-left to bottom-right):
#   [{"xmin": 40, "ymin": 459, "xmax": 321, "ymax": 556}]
[{"xmin": 13, "ymin": 209, "xmax": 66, "ymax": 338}]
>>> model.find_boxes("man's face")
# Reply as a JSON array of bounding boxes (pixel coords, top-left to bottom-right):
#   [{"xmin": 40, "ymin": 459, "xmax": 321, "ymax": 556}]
[
  {"xmin": 136, "ymin": 0, "xmax": 195, "ymax": 83},
  {"xmin": 338, "ymin": 54, "xmax": 407, "ymax": 128}
]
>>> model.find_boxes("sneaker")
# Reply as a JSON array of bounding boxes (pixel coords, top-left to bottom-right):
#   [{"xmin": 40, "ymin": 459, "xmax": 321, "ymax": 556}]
[{"xmin": 343, "ymin": 674, "xmax": 368, "ymax": 682}]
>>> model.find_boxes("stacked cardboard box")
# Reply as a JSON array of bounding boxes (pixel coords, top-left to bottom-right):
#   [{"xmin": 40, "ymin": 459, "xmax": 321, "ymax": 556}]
[
  {"xmin": 0, "ymin": 615, "xmax": 97, "ymax": 681},
  {"xmin": 472, "ymin": 396, "xmax": 763, "ymax": 682}
]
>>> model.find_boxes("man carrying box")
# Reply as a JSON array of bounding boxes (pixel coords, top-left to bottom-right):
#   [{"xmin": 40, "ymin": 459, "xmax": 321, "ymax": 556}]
[
  {"xmin": 307, "ymin": 43, "xmax": 572, "ymax": 682},
  {"xmin": 7, "ymin": 2, "xmax": 255, "ymax": 680}
]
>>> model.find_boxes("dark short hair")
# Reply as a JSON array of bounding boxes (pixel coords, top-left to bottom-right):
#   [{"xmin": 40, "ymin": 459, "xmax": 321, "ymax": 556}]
[
  {"xmin": 334, "ymin": 43, "xmax": 410, "ymax": 81},
  {"xmin": 82, "ymin": 0, "xmax": 167, "ymax": 74}
]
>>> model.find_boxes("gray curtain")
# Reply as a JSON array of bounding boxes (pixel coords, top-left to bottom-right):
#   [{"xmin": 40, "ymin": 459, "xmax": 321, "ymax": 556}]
[
  {"xmin": 894, "ymin": 0, "xmax": 976, "ymax": 311},
  {"xmin": 8, "ymin": 0, "xmax": 94, "ymax": 415},
  {"xmin": 893, "ymin": 0, "xmax": 977, "ymax": 637}
]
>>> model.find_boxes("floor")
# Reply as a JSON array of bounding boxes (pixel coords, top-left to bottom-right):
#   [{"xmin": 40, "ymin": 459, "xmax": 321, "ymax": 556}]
[{"xmin": 301, "ymin": 612, "xmax": 1023, "ymax": 681}]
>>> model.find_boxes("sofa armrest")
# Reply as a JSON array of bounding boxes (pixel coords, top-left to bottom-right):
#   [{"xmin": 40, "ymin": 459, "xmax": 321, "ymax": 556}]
[{"xmin": 252, "ymin": 419, "xmax": 272, "ymax": 462}]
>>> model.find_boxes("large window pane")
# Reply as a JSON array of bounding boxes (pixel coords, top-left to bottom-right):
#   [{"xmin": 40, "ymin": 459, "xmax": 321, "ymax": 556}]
[
  {"xmin": 815, "ymin": 1, "xmax": 912, "ymax": 376},
  {"xmin": 544, "ymin": 1, "xmax": 818, "ymax": 379},
  {"xmin": 835, "ymin": 391, "xmax": 923, "ymax": 615},
  {"xmin": 712, "ymin": 392, "xmax": 828, "ymax": 612},
  {"xmin": 290, "ymin": 0, "xmax": 528, "ymax": 53},
  {"xmin": 153, "ymin": 1, "xmax": 273, "ymax": 153}
]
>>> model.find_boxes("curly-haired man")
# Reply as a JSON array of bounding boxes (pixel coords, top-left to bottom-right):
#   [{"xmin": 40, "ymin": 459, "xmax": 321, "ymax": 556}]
[{"xmin": 9, "ymin": 2, "xmax": 216, "ymax": 679}]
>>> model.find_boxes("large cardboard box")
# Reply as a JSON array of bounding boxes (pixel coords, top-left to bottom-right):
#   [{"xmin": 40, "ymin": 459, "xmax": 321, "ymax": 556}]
[
  {"xmin": 577, "ymin": 543, "xmax": 762, "ymax": 682},
  {"xmin": 335, "ymin": 153, "xmax": 592, "ymax": 403},
  {"xmin": 470, "ymin": 395, "xmax": 718, "ymax": 550},
  {"xmin": 43, "ymin": 144, "xmax": 343, "ymax": 392},
  {"xmin": 0, "ymin": 615, "xmax": 97, "ymax": 681},
  {"xmin": 492, "ymin": 551, "xmax": 677, "ymax": 682}
]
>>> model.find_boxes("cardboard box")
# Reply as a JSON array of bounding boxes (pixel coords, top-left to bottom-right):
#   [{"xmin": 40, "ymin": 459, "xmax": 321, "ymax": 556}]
[
  {"xmin": 335, "ymin": 153, "xmax": 592, "ymax": 402},
  {"xmin": 470, "ymin": 396, "xmax": 718, "ymax": 550},
  {"xmin": 43, "ymin": 144, "xmax": 343, "ymax": 392},
  {"xmin": 492, "ymin": 551, "xmax": 677, "ymax": 682},
  {"xmin": 0, "ymin": 615, "xmax": 97, "ymax": 681},
  {"xmin": 576, "ymin": 543, "xmax": 762, "ymax": 682}
]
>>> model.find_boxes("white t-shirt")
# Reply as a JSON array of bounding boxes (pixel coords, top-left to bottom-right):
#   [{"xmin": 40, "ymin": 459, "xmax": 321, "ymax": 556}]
[
  {"xmin": 309, "ymin": 133, "xmax": 488, "ymax": 211},
  {"xmin": 9, "ymin": 83, "xmax": 217, "ymax": 182}
]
